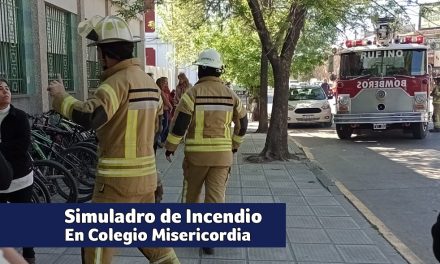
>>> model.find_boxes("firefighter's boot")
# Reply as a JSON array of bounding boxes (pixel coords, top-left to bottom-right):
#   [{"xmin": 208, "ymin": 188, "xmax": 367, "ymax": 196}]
[{"xmin": 202, "ymin": 248, "xmax": 215, "ymax": 255}]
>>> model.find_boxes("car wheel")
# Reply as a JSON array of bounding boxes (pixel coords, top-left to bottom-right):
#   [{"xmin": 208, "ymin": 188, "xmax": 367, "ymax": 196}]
[{"xmin": 336, "ymin": 124, "xmax": 353, "ymax": 139}]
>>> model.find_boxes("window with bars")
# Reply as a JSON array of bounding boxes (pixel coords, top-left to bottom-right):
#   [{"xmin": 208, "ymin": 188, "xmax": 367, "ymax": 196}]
[
  {"xmin": 0, "ymin": 0, "xmax": 26, "ymax": 94},
  {"xmin": 86, "ymin": 41, "xmax": 101, "ymax": 90},
  {"xmin": 45, "ymin": 5, "xmax": 74, "ymax": 91}
]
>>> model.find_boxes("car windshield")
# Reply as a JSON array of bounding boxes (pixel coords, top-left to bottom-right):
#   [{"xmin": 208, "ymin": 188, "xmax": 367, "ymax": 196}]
[
  {"xmin": 340, "ymin": 49, "xmax": 426, "ymax": 79},
  {"xmin": 289, "ymin": 87, "xmax": 326, "ymax": 101}
]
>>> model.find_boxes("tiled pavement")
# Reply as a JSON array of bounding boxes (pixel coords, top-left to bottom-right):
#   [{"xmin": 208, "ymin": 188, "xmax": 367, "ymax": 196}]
[{"xmin": 32, "ymin": 124, "xmax": 408, "ymax": 264}]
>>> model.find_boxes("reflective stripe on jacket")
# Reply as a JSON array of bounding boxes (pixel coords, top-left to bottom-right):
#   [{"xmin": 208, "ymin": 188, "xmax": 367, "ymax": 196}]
[
  {"xmin": 165, "ymin": 76, "xmax": 247, "ymax": 166},
  {"xmin": 52, "ymin": 59, "xmax": 162, "ymax": 192}
]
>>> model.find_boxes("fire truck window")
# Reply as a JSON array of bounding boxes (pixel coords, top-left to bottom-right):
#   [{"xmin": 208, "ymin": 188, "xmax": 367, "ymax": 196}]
[
  {"xmin": 341, "ymin": 49, "xmax": 426, "ymax": 78},
  {"xmin": 340, "ymin": 53, "xmax": 363, "ymax": 78},
  {"xmin": 410, "ymin": 50, "xmax": 426, "ymax": 75}
]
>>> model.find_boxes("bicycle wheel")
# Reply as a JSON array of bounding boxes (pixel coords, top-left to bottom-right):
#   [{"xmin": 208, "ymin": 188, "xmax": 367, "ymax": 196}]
[
  {"xmin": 73, "ymin": 141, "xmax": 98, "ymax": 152},
  {"xmin": 59, "ymin": 146, "xmax": 97, "ymax": 203},
  {"xmin": 31, "ymin": 175, "xmax": 51, "ymax": 203},
  {"xmin": 33, "ymin": 159, "xmax": 78, "ymax": 203}
]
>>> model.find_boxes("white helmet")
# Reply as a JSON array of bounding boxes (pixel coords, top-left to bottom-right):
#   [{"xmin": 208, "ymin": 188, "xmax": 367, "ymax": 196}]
[
  {"xmin": 194, "ymin": 48, "xmax": 224, "ymax": 69},
  {"xmin": 78, "ymin": 15, "xmax": 141, "ymax": 46}
]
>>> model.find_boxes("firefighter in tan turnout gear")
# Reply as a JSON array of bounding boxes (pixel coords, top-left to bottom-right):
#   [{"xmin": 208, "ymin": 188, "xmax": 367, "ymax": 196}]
[
  {"xmin": 47, "ymin": 15, "xmax": 179, "ymax": 264},
  {"xmin": 431, "ymin": 76, "xmax": 440, "ymax": 133},
  {"xmin": 164, "ymin": 48, "xmax": 248, "ymax": 255}
]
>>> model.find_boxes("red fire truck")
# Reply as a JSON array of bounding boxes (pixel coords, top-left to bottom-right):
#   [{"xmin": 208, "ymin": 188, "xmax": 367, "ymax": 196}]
[{"xmin": 334, "ymin": 21, "xmax": 431, "ymax": 139}]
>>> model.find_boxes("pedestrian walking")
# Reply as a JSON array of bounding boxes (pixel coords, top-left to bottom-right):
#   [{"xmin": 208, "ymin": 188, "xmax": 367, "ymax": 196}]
[
  {"xmin": 47, "ymin": 15, "xmax": 179, "ymax": 264},
  {"xmin": 156, "ymin": 77, "xmax": 173, "ymax": 147},
  {"xmin": 321, "ymin": 78, "xmax": 331, "ymax": 97},
  {"xmin": 430, "ymin": 76, "xmax": 440, "ymax": 133},
  {"xmin": 164, "ymin": 48, "xmax": 248, "ymax": 255},
  {"xmin": 0, "ymin": 79, "xmax": 35, "ymax": 264},
  {"xmin": 174, "ymin": 72, "xmax": 192, "ymax": 107},
  {"xmin": 153, "ymin": 94, "xmax": 164, "ymax": 203}
]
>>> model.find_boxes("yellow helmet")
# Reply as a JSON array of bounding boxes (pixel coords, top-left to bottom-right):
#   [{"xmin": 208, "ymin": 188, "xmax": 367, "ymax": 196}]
[{"xmin": 78, "ymin": 15, "xmax": 141, "ymax": 46}]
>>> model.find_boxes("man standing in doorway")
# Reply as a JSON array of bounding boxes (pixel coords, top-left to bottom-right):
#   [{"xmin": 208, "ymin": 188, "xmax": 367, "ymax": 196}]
[
  {"xmin": 47, "ymin": 15, "xmax": 179, "ymax": 264},
  {"xmin": 164, "ymin": 48, "xmax": 248, "ymax": 255}
]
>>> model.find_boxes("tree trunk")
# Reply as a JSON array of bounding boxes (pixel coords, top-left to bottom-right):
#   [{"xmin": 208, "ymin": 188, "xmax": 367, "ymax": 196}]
[
  {"xmin": 256, "ymin": 48, "xmax": 268, "ymax": 133},
  {"xmin": 247, "ymin": 0, "xmax": 306, "ymax": 161},
  {"xmin": 260, "ymin": 60, "xmax": 291, "ymax": 160}
]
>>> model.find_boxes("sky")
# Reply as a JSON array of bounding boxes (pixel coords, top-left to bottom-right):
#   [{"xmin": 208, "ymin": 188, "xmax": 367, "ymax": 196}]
[
  {"xmin": 342, "ymin": 0, "xmax": 440, "ymax": 41},
  {"xmin": 405, "ymin": 0, "xmax": 440, "ymax": 29}
]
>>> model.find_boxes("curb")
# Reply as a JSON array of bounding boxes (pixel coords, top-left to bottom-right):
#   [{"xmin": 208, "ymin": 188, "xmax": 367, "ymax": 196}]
[{"xmin": 290, "ymin": 138, "xmax": 424, "ymax": 264}]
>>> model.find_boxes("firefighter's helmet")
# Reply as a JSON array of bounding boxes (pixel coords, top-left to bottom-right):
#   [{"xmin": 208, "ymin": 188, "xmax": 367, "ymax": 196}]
[
  {"xmin": 194, "ymin": 48, "xmax": 224, "ymax": 69},
  {"xmin": 78, "ymin": 15, "xmax": 141, "ymax": 46}
]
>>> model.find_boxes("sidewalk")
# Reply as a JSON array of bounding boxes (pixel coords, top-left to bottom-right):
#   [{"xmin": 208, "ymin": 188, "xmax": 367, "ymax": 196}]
[{"xmin": 34, "ymin": 123, "xmax": 408, "ymax": 263}]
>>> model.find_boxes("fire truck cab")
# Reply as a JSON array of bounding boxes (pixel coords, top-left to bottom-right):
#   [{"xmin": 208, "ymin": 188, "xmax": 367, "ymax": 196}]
[{"xmin": 334, "ymin": 22, "xmax": 431, "ymax": 140}]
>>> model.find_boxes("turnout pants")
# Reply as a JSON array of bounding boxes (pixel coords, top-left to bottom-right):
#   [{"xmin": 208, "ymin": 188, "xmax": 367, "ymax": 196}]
[
  {"xmin": 82, "ymin": 177, "xmax": 179, "ymax": 264},
  {"xmin": 181, "ymin": 158, "xmax": 230, "ymax": 203},
  {"xmin": 434, "ymin": 103, "xmax": 440, "ymax": 129}
]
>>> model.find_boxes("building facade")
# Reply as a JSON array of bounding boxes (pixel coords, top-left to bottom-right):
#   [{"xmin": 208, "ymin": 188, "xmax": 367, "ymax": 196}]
[
  {"xmin": 0, "ymin": 0, "xmax": 145, "ymax": 114},
  {"xmin": 144, "ymin": 3, "xmax": 198, "ymax": 91}
]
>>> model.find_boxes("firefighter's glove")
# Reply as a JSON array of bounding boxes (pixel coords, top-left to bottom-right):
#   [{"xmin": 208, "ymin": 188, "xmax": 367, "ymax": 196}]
[
  {"xmin": 165, "ymin": 150, "xmax": 175, "ymax": 162},
  {"xmin": 47, "ymin": 74, "xmax": 66, "ymax": 97},
  {"xmin": 155, "ymin": 183, "xmax": 164, "ymax": 203},
  {"xmin": 232, "ymin": 149, "xmax": 238, "ymax": 153}
]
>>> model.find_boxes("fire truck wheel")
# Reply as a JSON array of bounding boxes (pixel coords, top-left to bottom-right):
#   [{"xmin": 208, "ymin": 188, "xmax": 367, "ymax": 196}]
[
  {"xmin": 336, "ymin": 124, "xmax": 353, "ymax": 140},
  {"xmin": 411, "ymin": 122, "xmax": 428, "ymax": 139}
]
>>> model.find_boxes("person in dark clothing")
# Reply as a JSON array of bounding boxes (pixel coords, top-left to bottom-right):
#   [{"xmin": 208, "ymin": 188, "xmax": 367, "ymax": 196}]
[
  {"xmin": 156, "ymin": 77, "xmax": 172, "ymax": 147},
  {"xmin": 432, "ymin": 213, "xmax": 440, "ymax": 262},
  {"xmin": 321, "ymin": 78, "xmax": 331, "ymax": 97},
  {"xmin": 0, "ymin": 79, "xmax": 34, "ymax": 264}
]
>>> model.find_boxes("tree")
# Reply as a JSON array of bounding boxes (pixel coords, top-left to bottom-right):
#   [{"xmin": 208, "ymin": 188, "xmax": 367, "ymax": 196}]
[
  {"xmin": 256, "ymin": 49, "xmax": 269, "ymax": 132},
  {"xmin": 254, "ymin": 0, "xmax": 272, "ymax": 133},
  {"xmin": 247, "ymin": 0, "xmax": 307, "ymax": 160},
  {"xmin": 247, "ymin": 0, "xmax": 378, "ymax": 161},
  {"xmin": 158, "ymin": 2, "xmax": 263, "ymax": 89},
  {"xmin": 111, "ymin": 0, "xmax": 156, "ymax": 20}
]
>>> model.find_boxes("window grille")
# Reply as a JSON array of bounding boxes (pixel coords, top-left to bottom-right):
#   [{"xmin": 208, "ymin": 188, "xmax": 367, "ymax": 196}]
[
  {"xmin": 45, "ymin": 5, "xmax": 74, "ymax": 91},
  {"xmin": 0, "ymin": 0, "xmax": 26, "ymax": 94}
]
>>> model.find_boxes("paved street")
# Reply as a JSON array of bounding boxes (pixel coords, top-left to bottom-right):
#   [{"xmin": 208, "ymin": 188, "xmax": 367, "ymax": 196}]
[
  {"xmin": 289, "ymin": 124, "xmax": 440, "ymax": 264},
  {"xmin": 32, "ymin": 124, "xmax": 408, "ymax": 263}
]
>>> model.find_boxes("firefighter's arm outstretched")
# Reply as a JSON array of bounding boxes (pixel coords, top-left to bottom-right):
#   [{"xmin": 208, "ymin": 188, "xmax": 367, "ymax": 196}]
[
  {"xmin": 164, "ymin": 91, "xmax": 194, "ymax": 159},
  {"xmin": 48, "ymin": 80, "xmax": 124, "ymax": 130},
  {"xmin": 231, "ymin": 93, "xmax": 248, "ymax": 152}
]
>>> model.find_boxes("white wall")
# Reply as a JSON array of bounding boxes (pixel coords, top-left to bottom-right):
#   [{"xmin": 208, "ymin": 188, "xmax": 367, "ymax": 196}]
[
  {"xmin": 84, "ymin": 0, "xmax": 106, "ymax": 18},
  {"xmin": 145, "ymin": 40, "xmax": 176, "ymax": 88},
  {"xmin": 45, "ymin": 0, "xmax": 78, "ymax": 14},
  {"xmin": 144, "ymin": 3, "xmax": 201, "ymax": 89},
  {"xmin": 128, "ymin": 19, "xmax": 141, "ymax": 38}
]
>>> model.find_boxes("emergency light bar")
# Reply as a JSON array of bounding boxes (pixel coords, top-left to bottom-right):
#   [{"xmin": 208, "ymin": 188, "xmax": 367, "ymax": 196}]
[
  {"xmin": 399, "ymin": 35, "xmax": 424, "ymax": 44},
  {"xmin": 345, "ymin": 36, "xmax": 425, "ymax": 48},
  {"xmin": 345, "ymin": 39, "xmax": 373, "ymax": 48}
]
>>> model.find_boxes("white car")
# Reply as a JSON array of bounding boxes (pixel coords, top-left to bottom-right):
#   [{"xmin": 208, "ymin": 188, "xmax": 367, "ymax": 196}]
[{"xmin": 288, "ymin": 86, "xmax": 333, "ymax": 127}]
